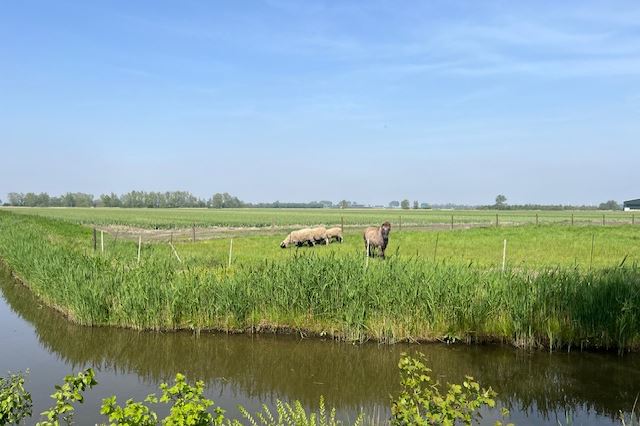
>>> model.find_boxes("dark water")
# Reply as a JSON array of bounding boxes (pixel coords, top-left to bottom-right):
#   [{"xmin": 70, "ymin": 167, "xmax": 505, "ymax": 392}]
[{"xmin": 1, "ymin": 268, "xmax": 639, "ymax": 425}]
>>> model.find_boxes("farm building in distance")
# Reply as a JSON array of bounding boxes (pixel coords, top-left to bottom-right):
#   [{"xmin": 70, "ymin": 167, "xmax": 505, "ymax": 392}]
[{"xmin": 623, "ymin": 199, "xmax": 640, "ymax": 211}]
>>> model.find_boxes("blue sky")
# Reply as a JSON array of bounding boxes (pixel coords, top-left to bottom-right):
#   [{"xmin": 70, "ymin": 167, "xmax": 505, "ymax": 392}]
[{"xmin": 1, "ymin": 0, "xmax": 639, "ymax": 205}]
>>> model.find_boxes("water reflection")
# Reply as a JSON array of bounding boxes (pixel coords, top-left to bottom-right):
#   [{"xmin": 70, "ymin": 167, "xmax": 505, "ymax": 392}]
[{"xmin": 1, "ymin": 266, "xmax": 639, "ymax": 424}]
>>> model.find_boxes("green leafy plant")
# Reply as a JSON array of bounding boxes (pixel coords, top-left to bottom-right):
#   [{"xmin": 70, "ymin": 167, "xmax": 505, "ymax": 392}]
[
  {"xmin": 158, "ymin": 373, "xmax": 225, "ymax": 426},
  {"xmin": 238, "ymin": 396, "xmax": 362, "ymax": 426},
  {"xmin": 100, "ymin": 395, "xmax": 158, "ymax": 426},
  {"xmin": 37, "ymin": 368, "xmax": 97, "ymax": 426},
  {"xmin": 0, "ymin": 371, "xmax": 32, "ymax": 425},
  {"xmin": 390, "ymin": 353, "xmax": 510, "ymax": 425}
]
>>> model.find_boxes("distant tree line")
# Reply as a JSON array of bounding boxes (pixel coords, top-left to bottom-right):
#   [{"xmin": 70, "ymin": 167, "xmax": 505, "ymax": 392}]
[
  {"xmin": 6, "ymin": 192, "xmax": 95, "ymax": 207},
  {"xmin": 2, "ymin": 191, "xmax": 625, "ymax": 210},
  {"xmin": 3, "ymin": 192, "xmax": 351, "ymax": 209}
]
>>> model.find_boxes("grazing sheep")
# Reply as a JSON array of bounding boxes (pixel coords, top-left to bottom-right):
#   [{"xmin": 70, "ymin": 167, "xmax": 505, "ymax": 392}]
[
  {"xmin": 280, "ymin": 228, "xmax": 315, "ymax": 248},
  {"xmin": 310, "ymin": 226, "xmax": 329, "ymax": 245},
  {"xmin": 363, "ymin": 221, "xmax": 392, "ymax": 258},
  {"xmin": 326, "ymin": 227, "xmax": 343, "ymax": 243}
]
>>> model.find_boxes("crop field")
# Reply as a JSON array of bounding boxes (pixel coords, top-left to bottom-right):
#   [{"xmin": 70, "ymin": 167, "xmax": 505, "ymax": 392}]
[{"xmin": 1, "ymin": 206, "xmax": 636, "ymax": 229}]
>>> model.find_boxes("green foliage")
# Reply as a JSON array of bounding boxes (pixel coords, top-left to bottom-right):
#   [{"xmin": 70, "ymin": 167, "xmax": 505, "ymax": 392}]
[
  {"xmin": 0, "ymin": 371, "xmax": 32, "ymax": 425},
  {"xmin": 238, "ymin": 396, "xmax": 361, "ymax": 426},
  {"xmin": 400, "ymin": 200, "xmax": 410, "ymax": 210},
  {"xmin": 159, "ymin": 373, "xmax": 224, "ymax": 426},
  {"xmin": 390, "ymin": 354, "xmax": 509, "ymax": 426},
  {"xmin": 599, "ymin": 200, "xmax": 621, "ymax": 211},
  {"xmin": 100, "ymin": 395, "xmax": 158, "ymax": 426},
  {"xmin": 37, "ymin": 368, "xmax": 97, "ymax": 426},
  {"xmin": 100, "ymin": 373, "xmax": 227, "ymax": 426}
]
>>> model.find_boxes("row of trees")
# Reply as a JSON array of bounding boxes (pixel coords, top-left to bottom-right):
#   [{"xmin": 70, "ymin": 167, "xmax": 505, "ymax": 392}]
[
  {"xmin": 6, "ymin": 192, "xmax": 94, "ymax": 208},
  {"xmin": 3, "ymin": 192, "xmax": 354, "ymax": 209},
  {"xmin": 389, "ymin": 200, "xmax": 431, "ymax": 209},
  {"xmin": 2, "ymin": 191, "xmax": 626, "ymax": 210},
  {"xmin": 488, "ymin": 195, "xmax": 622, "ymax": 211}
]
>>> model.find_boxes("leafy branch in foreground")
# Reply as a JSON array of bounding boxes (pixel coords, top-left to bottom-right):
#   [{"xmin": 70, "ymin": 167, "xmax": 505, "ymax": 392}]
[
  {"xmin": 0, "ymin": 371, "xmax": 32, "ymax": 425},
  {"xmin": 37, "ymin": 368, "xmax": 97, "ymax": 426},
  {"xmin": 390, "ymin": 353, "xmax": 511, "ymax": 426}
]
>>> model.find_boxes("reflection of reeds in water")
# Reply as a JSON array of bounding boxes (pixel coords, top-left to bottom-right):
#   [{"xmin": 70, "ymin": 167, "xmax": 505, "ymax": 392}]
[{"xmin": 2, "ymin": 266, "xmax": 640, "ymax": 422}]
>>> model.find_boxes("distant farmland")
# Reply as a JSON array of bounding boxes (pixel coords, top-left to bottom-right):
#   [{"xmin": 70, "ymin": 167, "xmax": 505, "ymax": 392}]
[{"xmin": 1, "ymin": 206, "xmax": 635, "ymax": 229}]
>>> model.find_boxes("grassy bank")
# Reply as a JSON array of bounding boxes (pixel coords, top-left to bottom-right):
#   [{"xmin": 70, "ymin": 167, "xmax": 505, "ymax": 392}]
[{"xmin": 0, "ymin": 211, "xmax": 639, "ymax": 351}]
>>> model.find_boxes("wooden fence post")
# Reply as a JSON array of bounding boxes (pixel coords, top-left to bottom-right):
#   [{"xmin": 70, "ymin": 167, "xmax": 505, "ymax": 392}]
[
  {"xmin": 535, "ymin": 213, "xmax": 538, "ymax": 226},
  {"xmin": 100, "ymin": 230, "xmax": 104, "ymax": 254},
  {"xmin": 365, "ymin": 239, "xmax": 370, "ymax": 267},
  {"xmin": 192, "ymin": 225, "xmax": 196, "ymax": 242},
  {"xmin": 399, "ymin": 216, "xmax": 402, "ymax": 231},
  {"xmin": 571, "ymin": 214, "xmax": 574, "ymax": 226},
  {"xmin": 450, "ymin": 215, "xmax": 454, "ymax": 230},
  {"xmin": 602, "ymin": 214, "xmax": 605, "ymax": 226},
  {"xmin": 495, "ymin": 214, "xmax": 499, "ymax": 227},
  {"xmin": 228, "ymin": 239, "xmax": 233, "ymax": 268},
  {"xmin": 137, "ymin": 236, "xmax": 142, "ymax": 263},
  {"xmin": 92, "ymin": 228, "xmax": 97, "ymax": 251},
  {"xmin": 502, "ymin": 239, "xmax": 507, "ymax": 273},
  {"xmin": 433, "ymin": 233, "xmax": 439, "ymax": 262},
  {"xmin": 589, "ymin": 234, "xmax": 595, "ymax": 271}
]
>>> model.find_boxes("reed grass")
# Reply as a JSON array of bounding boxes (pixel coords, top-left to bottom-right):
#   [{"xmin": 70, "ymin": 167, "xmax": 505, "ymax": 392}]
[{"xmin": 1, "ymin": 211, "xmax": 639, "ymax": 351}]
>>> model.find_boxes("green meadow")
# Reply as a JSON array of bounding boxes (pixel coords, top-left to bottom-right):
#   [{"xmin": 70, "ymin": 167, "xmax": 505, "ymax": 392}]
[{"xmin": 0, "ymin": 209, "xmax": 639, "ymax": 351}]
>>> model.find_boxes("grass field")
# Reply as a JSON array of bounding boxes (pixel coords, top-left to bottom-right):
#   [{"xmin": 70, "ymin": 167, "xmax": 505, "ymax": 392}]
[
  {"xmin": 1, "ymin": 206, "xmax": 636, "ymax": 229},
  {"xmin": 1, "ymin": 210, "xmax": 640, "ymax": 351}
]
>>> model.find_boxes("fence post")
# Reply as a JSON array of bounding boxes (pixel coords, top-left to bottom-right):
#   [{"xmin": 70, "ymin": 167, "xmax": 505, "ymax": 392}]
[
  {"xmin": 228, "ymin": 239, "xmax": 233, "ymax": 268},
  {"xmin": 450, "ymin": 215, "xmax": 454, "ymax": 230},
  {"xmin": 433, "ymin": 233, "xmax": 439, "ymax": 262},
  {"xmin": 92, "ymin": 228, "xmax": 97, "ymax": 251},
  {"xmin": 192, "ymin": 225, "xmax": 196, "ymax": 242},
  {"xmin": 137, "ymin": 236, "xmax": 142, "ymax": 263},
  {"xmin": 589, "ymin": 234, "xmax": 595, "ymax": 271},
  {"xmin": 100, "ymin": 230, "xmax": 104, "ymax": 254},
  {"xmin": 495, "ymin": 214, "xmax": 499, "ymax": 227},
  {"xmin": 366, "ymin": 239, "xmax": 370, "ymax": 267},
  {"xmin": 535, "ymin": 213, "xmax": 538, "ymax": 226},
  {"xmin": 502, "ymin": 239, "xmax": 507, "ymax": 273},
  {"xmin": 571, "ymin": 214, "xmax": 574, "ymax": 226},
  {"xmin": 602, "ymin": 214, "xmax": 605, "ymax": 226},
  {"xmin": 399, "ymin": 216, "xmax": 402, "ymax": 231}
]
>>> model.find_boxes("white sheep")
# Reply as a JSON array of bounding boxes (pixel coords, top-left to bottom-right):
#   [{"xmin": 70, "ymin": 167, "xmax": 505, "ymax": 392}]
[
  {"xmin": 326, "ymin": 227, "xmax": 343, "ymax": 243},
  {"xmin": 310, "ymin": 226, "xmax": 329, "ymax": 245},
  {"xmin": 280, "ymin": 228, "xmax": 315, "ymax": 248}
]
